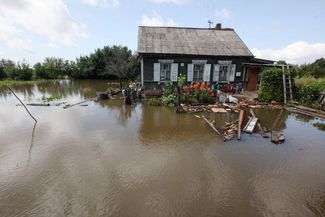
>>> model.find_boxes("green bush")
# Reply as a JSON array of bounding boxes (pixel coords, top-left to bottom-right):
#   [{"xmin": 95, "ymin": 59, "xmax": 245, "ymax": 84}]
[
  {"xmin": 198, "ymin": 91, "xmax": 215, "ymax": 104},
  {"xmin": 161, "ymin": 82, "xmax": 176, "ymax": 106},
  {"xmin": 259, "ymin": 68, "xmax": 284, "ymax": 103},
  {"xmin": 145, "ymin": 97, "xmax": 163, "ymax": 106},
  {"xmin": 163, "ymin": 82, "xmax": 175, "ymax": 96},
  {"xmin": 7, "ymin": 62, "xmax": 33, "ymax": 80},
  {"xmin": 313, "ymin": 122, "xmax": 325, "ymax": 131},
  {"xmin": 181, "ymin": 95, "xmax": 199, "ymax": 105},
  {"xmin": 0, "ymin": 67, "xmax": 7, "ymax": 80},
  {"xmin": 295, "ymin": 76, "xmax": 325, "ymax": 105},
  {"xmin": 161, "ymin": 94, "xmax": 176, "ymax": 106},
  {"xmin": 177, "ymin": 74, "xmax": 186, "ymax": 88}
]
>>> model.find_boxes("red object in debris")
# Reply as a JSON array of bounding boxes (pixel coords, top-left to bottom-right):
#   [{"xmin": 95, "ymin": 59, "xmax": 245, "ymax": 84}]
[{"xmin": 222, "ymin": 84, "xmax": 235, "ymax": 93}]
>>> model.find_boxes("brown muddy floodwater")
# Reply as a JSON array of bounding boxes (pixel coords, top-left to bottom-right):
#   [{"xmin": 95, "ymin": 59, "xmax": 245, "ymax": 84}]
[{"xmin": 0, "ymin": 80, "xmax": 325, "ymax": 217}]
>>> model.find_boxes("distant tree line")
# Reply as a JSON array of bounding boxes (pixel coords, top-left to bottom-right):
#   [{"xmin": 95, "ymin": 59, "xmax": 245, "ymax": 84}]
[
  {"xmin": 0, "ymin": 45, "xmax": 140, "ymax": 81},
  {"xmin": 296, "ymin": 58, "xmax": 325, "ymax": 78}
]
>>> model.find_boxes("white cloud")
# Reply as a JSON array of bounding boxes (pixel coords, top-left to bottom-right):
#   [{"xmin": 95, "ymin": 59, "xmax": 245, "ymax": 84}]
[
  {"xmin": 251, "ymin": 41, "xmax": 325, "ymax": 64},
  {"xmin": 153, "ymin": 0, "xmax": 188, "ymax": 5},
  {"xmin": 216, "ymin": 8, "xmax": 231, "ymax": 22},
  {"xmin": 141, "ymin": 11, "xmax": 177, "ymax": 27},
  {"xmin": 0, "ymin": 0, "xmax": 87, "ymax": 48},
  {"xmin": 82, "ymin": 0, "xmax": 120, "ymax": 8},
  {"xmin": 0, "ymin": 16, "xmax": 32, "ymax": 52}
]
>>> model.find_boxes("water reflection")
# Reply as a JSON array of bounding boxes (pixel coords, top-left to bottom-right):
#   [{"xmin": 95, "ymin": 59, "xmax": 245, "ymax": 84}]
[
  {"xmin": 0, "ymin": 80, "xmax": 325, "ymax": 217},
  {"xmin": 28, "ymin": 122, "xmax": 37, "ymax": 163}
]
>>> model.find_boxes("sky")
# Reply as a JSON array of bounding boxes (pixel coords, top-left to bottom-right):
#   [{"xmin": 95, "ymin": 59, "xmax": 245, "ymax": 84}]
[{"xmin": 0, "ymin": 0, "xmax": 325, "ymax": 65}]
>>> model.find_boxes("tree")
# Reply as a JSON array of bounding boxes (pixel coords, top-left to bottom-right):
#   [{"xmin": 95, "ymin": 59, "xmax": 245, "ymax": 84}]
[
  {"xmin": 105, "ymin": 46, "xmax": 132, "ymax": 88},
  {"xmin": 298, "ymin": 58, "xmax": 325, "ymax": 78},
  {"xmin": 7, "ymin": 61, "xmax": 33, "ymax": 80},
  {"xmin": 0, "ymin": 59, "xmax": 16, "ymax": 80}
]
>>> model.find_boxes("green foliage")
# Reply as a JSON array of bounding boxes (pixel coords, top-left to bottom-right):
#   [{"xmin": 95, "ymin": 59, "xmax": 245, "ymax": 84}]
[
  {"xmin": 107, "ymin": 87, "xmax": 120, "ymax": 95},
  {"xmin": 181, "ymin": 95, "xmax": 198, "ymax": 105},
  {"xmin": 177, "ymin": 74, "xmax": 186, "ymax": 88},
  {"xmin": 7, "ymin": 61, "xmax": 33, "ymax": 80},
  {"xmin": 74, "ymin": 45, "xmax": 140, "ymax": 80},
  {"xmin": 298, "ymin": 58, "xmax": 325, "ymax": 78},
  {"xmin": 163, "ymin": 82, "xmax": 175, "ymax": 96},
  {"xmin": 0, "ymin": 59, "xmax": 15, "ymax": 80},
  {"xmin": 259, "ymin": 68, "xmax": 284, "ymax": 103},
  {"xmin": 276, "ymin": 60, "xmax": 287, "ymax": 65},
  {"xmin": 34, "ymin": 58, "xmax": 77, "ymax": 79},
  {"xmin": 42, "ymin": 95, "xmax": 61, "ymax": 102},
  {"xmin": 145, "ymin": 97, "xmax": 163, "ymax": 106},
  {"xmin": 161, "ymin": 94, "xmax": 176, "ymax": 106},
  {"xmin": 160, "ymin": 82, "xmax": 176, "ymax": 106},
  {"xmin": 197, "ymin": 91, "xmax": 215, "ymax": 104},
  {"xmin": 0, "ymin": 45, "xmax": 140, "ymax": 81},
  {"xmin": 313, "ymin": 122, "xmax": 325, "ymax": 131},
  {"xmin": 294, "ymin": 76, "xmax": 325, "ymax": 105}
]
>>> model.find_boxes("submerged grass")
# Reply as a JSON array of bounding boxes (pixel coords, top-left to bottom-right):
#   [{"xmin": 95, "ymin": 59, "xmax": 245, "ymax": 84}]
[{"xmin": 0, "ymin": 79, "xmax": 51, "ymax": 88}]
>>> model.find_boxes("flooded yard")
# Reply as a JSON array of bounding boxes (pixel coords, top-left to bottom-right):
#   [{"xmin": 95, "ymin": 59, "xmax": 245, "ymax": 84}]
[{"xmin": 1, "ymin": 80, "xmax": 325, "ymax": 217}]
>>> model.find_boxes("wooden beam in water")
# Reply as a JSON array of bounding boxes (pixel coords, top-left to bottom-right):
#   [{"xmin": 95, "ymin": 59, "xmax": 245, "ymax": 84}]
[
  {"xmin": 237, "ymin": 110, "xmax": 244, "ymax": 140},
  {"xmin": 249, "ymin": 109, "xmax": 269, "ymax": 138},
  {"xmin": 202, "ymin": 116, "xmax": 224, "ymax": 140}
]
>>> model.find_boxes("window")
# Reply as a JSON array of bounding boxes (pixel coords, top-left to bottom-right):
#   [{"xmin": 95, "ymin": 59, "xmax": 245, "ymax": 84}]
[
  {"xmin": 160, "ymin": 63, "xmax": 171, "ymax": 81},
  {"xmin": 219, "ymin": 65, "xmax": 230, "ymax": 81},
  {"xmin": 193, "ymin": 64, "xmax": 204, "ymax": 81}
]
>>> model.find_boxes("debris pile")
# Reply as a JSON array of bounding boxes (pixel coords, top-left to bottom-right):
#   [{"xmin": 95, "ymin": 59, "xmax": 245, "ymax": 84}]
[
  {"xmin": 191, "ymin": 102, "xmax": 285, "ymax": 144},
  {"xmin": 221, "ymin": 119, "xmax": 238, "ymax": 141}
]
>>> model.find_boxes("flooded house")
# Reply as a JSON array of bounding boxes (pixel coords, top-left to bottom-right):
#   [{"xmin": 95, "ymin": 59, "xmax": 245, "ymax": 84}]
[{"xmin": 137, "ymin": 24, "xmax": 273, "ymax": 91}]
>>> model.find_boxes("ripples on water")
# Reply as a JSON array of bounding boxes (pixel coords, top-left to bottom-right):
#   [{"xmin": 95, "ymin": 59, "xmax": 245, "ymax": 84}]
[{"xmin": 0, "ymin": 80, "xmax": 325, "ymax": 217}]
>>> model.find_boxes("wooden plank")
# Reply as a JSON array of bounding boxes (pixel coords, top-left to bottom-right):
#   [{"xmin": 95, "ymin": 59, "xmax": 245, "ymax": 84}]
[
  {"xmin": 237, "ymin": 110, "xmax": 244, "ymax": 140},
  {"xmin": 27, "ymin": 103, "xmax": 50, "ymax": 106},
  {"xmin": 202, "ymin": 116, "xmax": 224, "ymax": 140},
  {"xmin": 211, "ymin": 108, "xmax": 227, "ymax": 113},
  {"xmin": 250, "ymin": 109, "xmax": 269, "ymax": 138},
  {"xmin": 243, "ymin": 117, "xmax": 258, "ymax": 133},
  {"xmin": 63, "ymin": 99, "xmax": 95, "ymax": 109}
]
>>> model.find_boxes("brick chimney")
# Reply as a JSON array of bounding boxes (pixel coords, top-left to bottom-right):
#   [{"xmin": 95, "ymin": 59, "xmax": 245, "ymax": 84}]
[{"xmin": 215, "ymin": 23, "xmax": 222, "ymax": 30}]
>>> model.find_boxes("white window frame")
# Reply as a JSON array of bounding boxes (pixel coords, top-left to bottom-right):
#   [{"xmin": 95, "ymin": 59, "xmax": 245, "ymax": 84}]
[
  {"xmin": 193, "ymin": 64, "xmax": 204, "ymax": 82},
  {"xmin": 219, "ymin": 64, "xmax": 231, "ymax": 82},
  {"xmin": 160, "ymin": 63, "xmax": 171, "ymax": 81}
]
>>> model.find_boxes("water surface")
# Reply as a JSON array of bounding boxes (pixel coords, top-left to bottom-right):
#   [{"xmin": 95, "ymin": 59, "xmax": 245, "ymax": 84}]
[{"xmin": 0, "ymin": 80, "xmax": 325, "ymax": 217}]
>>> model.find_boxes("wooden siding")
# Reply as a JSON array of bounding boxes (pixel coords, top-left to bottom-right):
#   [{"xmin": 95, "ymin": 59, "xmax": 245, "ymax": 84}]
[{"xmin": 142, "ymin": 55, "xmax": 250, "ymax": 88}]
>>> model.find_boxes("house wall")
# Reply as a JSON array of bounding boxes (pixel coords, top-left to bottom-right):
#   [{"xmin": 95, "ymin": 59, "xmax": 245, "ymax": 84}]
[{"xmin": 141, "ymin": 55, "xmax": 251, "ymax": 89}]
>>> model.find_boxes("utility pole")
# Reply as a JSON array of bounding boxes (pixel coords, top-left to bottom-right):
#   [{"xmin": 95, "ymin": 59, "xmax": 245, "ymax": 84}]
[{"xmin": 208, "ymin": 20, "xmax": 213, "ymax": 29}]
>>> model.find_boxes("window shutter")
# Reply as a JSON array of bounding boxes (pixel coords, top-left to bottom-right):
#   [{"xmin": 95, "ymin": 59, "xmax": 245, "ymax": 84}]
[
  {"xmin": 153, "ymin": 63, "xmax": 160, "ymax": 82},
  {"xmin": 213, "ymin": 64, "xmax": 220, "ymax": 82},
  {"xmin": 203, "ymin": 64, "xmax": 211, "ymax": 82},
  {"xmin": 171, "ymin": 63, "xmax": 178, "ymax": 82},
  {"xmin": 187, "ymin": 64, "xmax": 194, "ymax": 82},
  {"xmin": 229, "ymin": 64, "xmax": 236, "ymax": 82}
]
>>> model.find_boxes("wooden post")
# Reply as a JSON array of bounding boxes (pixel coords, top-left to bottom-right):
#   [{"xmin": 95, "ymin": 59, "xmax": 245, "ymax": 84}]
[
  {"xmin": 237, "ymin": 110, "xmax": 244, "ymax": 140},
  {"xmin": 176, "ymin": 85, "xmax": 181, "ymax": 113},
  {"xmin": 282, "ymin": 65, "xmax": 287, "ymax": 104}
]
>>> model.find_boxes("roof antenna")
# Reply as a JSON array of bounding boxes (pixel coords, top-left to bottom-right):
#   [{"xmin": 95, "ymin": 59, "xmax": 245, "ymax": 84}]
[{"xmin": 208, "ymin": 20, "xmax": 213, "ymax": 29}]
